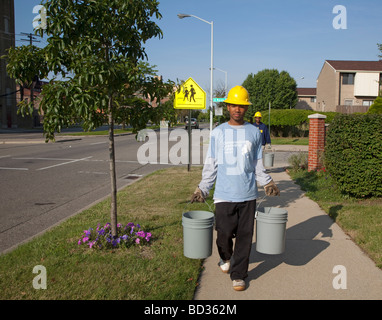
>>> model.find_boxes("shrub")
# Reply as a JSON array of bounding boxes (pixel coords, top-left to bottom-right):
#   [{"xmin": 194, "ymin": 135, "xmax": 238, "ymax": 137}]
[
  {"xmin": 367, "ymin": 97, "xmax": 382, "ymax": 114},
  {"xmin": 325, "ymin": 114, "xmax": 382, "ymax": 197},
  {"xmin": 288, "ymin": 152, "xmax": 309, "ymax": 170},
  {"xmin": 259, "ymin": 109, "xmax": 339, "ymax": 137}
]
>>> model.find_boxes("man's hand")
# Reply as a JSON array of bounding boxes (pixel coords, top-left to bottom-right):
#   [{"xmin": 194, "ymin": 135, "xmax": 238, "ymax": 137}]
[
  {"xmin": 191, "ymin": 187, "xmax": 205, "ymax": 203},
  {"xmin": 264, "ymin": 180, "xmax": 280, "ymax": 196}
]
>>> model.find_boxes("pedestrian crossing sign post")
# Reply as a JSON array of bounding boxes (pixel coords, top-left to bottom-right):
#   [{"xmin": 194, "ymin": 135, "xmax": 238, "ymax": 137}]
[{"xmin": 174, "ymin": 77, "xmax": 206, "ymax": 109}]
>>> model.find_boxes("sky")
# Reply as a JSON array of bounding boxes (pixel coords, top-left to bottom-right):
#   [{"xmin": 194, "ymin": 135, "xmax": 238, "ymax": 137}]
[{"xmin": 12, "ymin": 0, "xmax": 382, "ymax": 93}]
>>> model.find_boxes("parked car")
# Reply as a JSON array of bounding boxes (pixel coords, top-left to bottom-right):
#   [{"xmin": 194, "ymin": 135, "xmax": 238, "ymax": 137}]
[{"xmin": 185, "ymin": 118, "xmax": 199, "ymax": 130}]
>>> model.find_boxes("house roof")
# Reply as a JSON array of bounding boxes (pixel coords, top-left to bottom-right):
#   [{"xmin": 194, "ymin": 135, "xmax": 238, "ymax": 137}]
[
  {"xmin": 326, "ymin": 60, "xmax": 382, "ymax": 72},
  {"xmin": 297, "ymin": 88, "xmax": 316, "ymax": 96}
]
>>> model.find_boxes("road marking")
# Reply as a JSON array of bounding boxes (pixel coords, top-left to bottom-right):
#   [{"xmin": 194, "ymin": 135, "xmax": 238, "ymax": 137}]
[
  {"xmin": 90, "ymin": 141, "xmax": 108, "ymax": 145},
  {"xmin": 78, "ymin": 171, "xmax": 108, "ymax": 175},
  {"xmin": 0, "ymin": 167, "xmax": 28, "ymax": 171},
  {"xmin": 36, "ymin": 156, "xmax": 93, "ymax": 171},
  {"xmin": 13, "ymin": 157, "xmax": 77, "ymax": 161},
  {"xmin": 0, "ymin": 155, "xmax": 11, "ymax": 159}
]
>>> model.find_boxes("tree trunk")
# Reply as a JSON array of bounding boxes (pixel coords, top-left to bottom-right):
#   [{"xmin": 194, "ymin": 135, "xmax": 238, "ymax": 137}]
[
  {"xmin": 108, "ymin": 95, "xmax": 118, "ymax": 238},
  {"xmin": 104, "ymin": 43, "xmax": 118, "ymax": 238}
]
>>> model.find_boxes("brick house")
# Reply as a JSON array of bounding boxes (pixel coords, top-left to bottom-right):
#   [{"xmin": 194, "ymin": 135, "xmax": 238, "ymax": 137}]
[
  {"xmin": 0, "ymin": 0, "xmax": 17, "ymax": 128},
  {"xmin": 16, "ymin": 80, "xmax": 47, "ymax": 128},
  {"xmin": 316, "ymin": 60, "xmax": 382, "ymax": 113}
]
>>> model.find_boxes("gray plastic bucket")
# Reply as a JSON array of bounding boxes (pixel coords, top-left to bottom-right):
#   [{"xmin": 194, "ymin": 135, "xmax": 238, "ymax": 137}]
[
  {"xmin": 182, "ymin": 208, "xmax": 215, "ymax": 259},
  {"xmin": 256, "ymin": 207, "xmax": 288, "ymax": 254},
  {"xmin": 264, "ymin": 153, "xmax": 275, "ymax": 167}
]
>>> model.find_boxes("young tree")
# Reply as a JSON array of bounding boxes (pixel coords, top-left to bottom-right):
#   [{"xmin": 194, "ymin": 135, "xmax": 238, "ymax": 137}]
[{"xmin": 5, "ymin": 0, "xmax": 173, "ymax": 238}]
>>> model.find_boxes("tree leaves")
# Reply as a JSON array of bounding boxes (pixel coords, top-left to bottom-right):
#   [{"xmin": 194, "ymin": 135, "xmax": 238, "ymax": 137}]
[
  {"xmin": 5, "ymin": 0, "xmax": 174, "ymax": 139},
  {"xmin": 242, "ymin": 69, "xmax": 298, "ymax": 116}
]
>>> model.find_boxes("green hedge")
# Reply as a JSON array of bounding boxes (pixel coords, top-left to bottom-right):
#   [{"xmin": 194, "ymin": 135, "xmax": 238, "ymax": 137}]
[
  {"xmin": 257, "ymin": 109, "xmax": 338, "ymax": 137},
  {"xmin": 325, "ymin": 114, "xmax": 382, "ymax": 197},
  {"xmin": 367, "ymin": 96, "xmax": 382, "ymax": 114}
]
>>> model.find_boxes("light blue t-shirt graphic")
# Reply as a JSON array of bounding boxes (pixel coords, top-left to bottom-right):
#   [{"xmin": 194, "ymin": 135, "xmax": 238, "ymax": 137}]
[{"xmin": 202, "ymin": 122, "xmax": 263, "ymax": 202}]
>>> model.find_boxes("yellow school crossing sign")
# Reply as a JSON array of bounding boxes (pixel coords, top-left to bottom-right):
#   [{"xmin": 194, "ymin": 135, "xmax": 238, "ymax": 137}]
[{"xmin": 174, "ymin": 77, "xmax": 206, "ymax": 109}]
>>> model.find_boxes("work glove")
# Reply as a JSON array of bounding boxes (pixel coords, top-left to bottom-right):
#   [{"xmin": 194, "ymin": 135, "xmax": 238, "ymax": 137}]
[
  {"xmin": 191, "ymin": 187, "xmax": 205, "ymax": 203},
  {"xmin": 264, "ymin": 180, "xmax": 280, "ymax": 196}
]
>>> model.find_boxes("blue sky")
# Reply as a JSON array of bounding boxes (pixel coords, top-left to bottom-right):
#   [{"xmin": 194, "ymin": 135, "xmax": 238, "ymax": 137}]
[{"xmin": 14, "ymin": 0, "xmax": 382, "ymax": 92}]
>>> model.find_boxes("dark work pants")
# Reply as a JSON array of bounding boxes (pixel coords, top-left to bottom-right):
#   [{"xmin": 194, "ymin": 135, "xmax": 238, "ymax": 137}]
[{"xmin": 215, "ymin": 200, "xmax": 256, "ymax": 281}]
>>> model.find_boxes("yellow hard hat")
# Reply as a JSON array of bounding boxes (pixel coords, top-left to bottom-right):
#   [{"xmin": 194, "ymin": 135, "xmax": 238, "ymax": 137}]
[
  {"xmin": 254, "ymin": 112, "xmax": 262, "ymax": 118},
  {"xmin": 224, "ymin": 86, "xmax": 252, "ymax": 106}
]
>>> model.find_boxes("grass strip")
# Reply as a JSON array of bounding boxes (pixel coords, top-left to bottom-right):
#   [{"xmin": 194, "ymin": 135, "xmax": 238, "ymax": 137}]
[
  {"xmin": 271, "ymin": 137, "xmax": 309, "ymax": 145},
  {"xmin": 289, "ymin": 168, "xmax": 382, "ymax": 268},
  {"xmin": 0, "ymin": 167, "xmax": 211, "ymax": 300}
]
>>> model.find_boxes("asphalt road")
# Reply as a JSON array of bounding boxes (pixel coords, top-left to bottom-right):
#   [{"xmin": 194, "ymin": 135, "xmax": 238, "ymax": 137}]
[{"xmin": 0, "ymin": 128, "xmax": 198, "ymax": 253}]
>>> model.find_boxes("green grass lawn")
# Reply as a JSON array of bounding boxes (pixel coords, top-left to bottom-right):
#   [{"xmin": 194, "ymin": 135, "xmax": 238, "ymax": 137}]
[
  {"xmin": 59, "ymin": 128, "xmax": 134, "ymax": 136},
  {"xmin": 289, "ymin": 168, "xmax": 382, "ymax": 268},
  {"xmin": 0, "ymin": 167, "xmax": 210, "ymax": 300},
  {"xmin": 271, "ymin": 137, "xmax": 309, "ymax": 145}
]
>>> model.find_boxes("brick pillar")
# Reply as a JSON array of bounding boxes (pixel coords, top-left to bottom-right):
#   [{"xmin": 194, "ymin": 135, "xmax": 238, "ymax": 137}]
[{"xmin": 308, "ymin": 113, "xmax": 327, "ymax": 172}]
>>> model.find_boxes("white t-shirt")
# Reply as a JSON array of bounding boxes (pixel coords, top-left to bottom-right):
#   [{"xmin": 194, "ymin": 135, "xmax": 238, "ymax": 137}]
[{"xmin": 199, "ymin": 122, "xmax": 271, "ymax": 203}]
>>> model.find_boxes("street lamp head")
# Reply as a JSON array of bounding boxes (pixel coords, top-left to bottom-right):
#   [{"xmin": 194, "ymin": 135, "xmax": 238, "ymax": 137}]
[{"xmin": 177, "ymin": 13, "xmax": 191, "ymax": 19}]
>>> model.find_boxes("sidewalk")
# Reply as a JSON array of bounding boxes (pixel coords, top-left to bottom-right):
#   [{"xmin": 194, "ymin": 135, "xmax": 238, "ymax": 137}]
[{"xmin": 194, "ymin": 165, "xmax": 382, "ymax": 300}]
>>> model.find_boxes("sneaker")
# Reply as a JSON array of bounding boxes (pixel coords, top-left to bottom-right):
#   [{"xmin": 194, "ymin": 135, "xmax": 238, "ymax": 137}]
[
  {"xmin": 233, "ymin": 279, "xmax": 246, "ymax": 291},
  {"xmin": 218, "ymin": 259, "xmax": 230, "ymax": 273}
]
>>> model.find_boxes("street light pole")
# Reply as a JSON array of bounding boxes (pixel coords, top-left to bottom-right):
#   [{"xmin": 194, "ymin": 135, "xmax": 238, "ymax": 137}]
[
  {"xmin": 214, "ymin": 67, "xmax": 228, "ymax": 95},
  {"xmin": 178, "ymin": 14, "xmax": 214, "ymax": 136}
]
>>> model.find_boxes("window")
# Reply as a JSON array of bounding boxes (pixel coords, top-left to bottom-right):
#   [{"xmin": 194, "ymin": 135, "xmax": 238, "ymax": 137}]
[
  {"xmin": 342, "ymin": 73, "xmax": 355, "ymax": 85},
  {"xmin": 310, "ymin": 97, "xmax": 316, "ymax": 103},
  {"xmin": 344, "ymin": 99, "xmax": 353, "ymax": 106},
  {"xmin": 4, "ymin": 17, "xmax": 9, "ymax": 33},
  {"xmin": 363, "ymin": 100, "xmax": 373, "ymax": 106}
]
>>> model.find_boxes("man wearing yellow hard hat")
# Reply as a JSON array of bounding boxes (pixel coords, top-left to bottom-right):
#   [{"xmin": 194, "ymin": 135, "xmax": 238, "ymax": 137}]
[
  {"xmin": 253, "ymin": 111, "xmax": 271, "ymax": 149},
  {"xmin": 191, "ymin": 86, "xmax": 280, "ymax": 291}
]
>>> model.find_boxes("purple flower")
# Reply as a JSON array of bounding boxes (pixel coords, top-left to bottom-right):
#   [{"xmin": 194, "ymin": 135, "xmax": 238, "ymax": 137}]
[
  {"xmin": 136, "ymin": 231, "xmax": 145, "ymax": 238},
  {"xmin": 112, "ymin": 238, "xmax": 120, "ymax": 247}
]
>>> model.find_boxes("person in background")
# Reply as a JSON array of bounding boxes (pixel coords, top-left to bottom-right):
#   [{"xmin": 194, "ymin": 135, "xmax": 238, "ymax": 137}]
[{"xmin": 253, "ymin": 112, "xmax": 271, "ymax": 149}]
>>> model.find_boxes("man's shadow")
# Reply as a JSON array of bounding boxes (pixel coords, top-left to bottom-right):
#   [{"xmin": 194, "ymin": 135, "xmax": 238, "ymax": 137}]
[
  {"xmin": 247, "ymin": 174, "xmax": 337, "ymax": 286},
  {"xmin": 248, "ymin": 215, "xmax": 334, "ymax": 283}
]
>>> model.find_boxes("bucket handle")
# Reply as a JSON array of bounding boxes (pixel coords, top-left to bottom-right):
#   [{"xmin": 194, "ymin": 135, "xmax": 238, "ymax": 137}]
[
  {"xmin": 183, "ymin": 200, "xmax": 214, "ymax": 214},
  {"xmin": 255, "ymin": 194, "xmax": 267, "ymax": 219}
]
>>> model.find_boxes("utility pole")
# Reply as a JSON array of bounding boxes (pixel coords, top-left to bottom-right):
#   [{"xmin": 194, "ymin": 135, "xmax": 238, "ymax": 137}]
[{"xmin": 20, "ymin": 32, "xmax": 40, "ymax": 125}]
